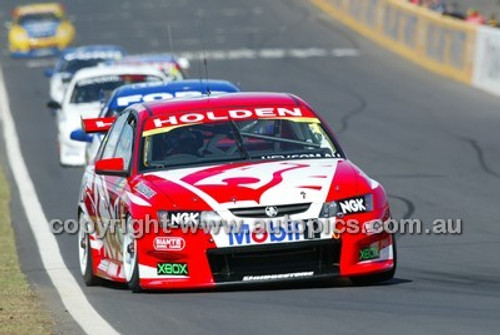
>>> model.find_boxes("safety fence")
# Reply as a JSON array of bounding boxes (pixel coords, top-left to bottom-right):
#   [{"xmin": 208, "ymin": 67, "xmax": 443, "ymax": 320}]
[{"xmin": 311, "ymin": 0, "xmax": 500, "ymax": 95}]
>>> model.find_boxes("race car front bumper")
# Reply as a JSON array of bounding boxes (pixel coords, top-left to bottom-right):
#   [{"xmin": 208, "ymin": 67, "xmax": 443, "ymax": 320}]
[
  {"xmin": 10, "ymin": 37, "xmax": 67, "ymax": 58},
  {"xmin": 135, "ymin": 222, "xmax": 394, "ymax": 290},
  {"xmin": 11, "ymin": 47, "xmax": 62, "ymax": 58}
]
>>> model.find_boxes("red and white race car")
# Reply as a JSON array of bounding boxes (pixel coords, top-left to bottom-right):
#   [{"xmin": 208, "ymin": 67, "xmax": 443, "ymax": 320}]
[{"xmin": 77, "ymin": 92, "xmax": 396, "ymax": 292}]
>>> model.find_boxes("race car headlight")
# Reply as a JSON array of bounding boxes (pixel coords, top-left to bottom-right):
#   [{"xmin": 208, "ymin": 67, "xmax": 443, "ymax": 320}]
[
  {"xmin": 57, "ymin": 26, "xmax": 70, "ymax": 37},
  {"xmin": 11, "ymin": 28, "xmax": 29, "ymax": 41},
  {"xmin": 321, "ymin": 194, "xmax": 374, "ymax": 218},
  {"xmin": 364, "ymin": 194, "xmax": 374, "ymax": 211},
  {"xmin": 320, "ymin": 201, "xmax": 338, "ymax": 218},
  {"xmin": 200, "ymin": 211, "xmax": 223, "ymax": 224},
  {"xmin": 158, "ymin": 211, "xmax": 169, "ymax": 227}
]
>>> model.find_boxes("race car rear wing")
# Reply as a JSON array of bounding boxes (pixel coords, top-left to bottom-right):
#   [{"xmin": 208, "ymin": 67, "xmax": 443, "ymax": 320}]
[{"xmin": 81, "ymin": 117, "xmax": 116, "ymax": 133}]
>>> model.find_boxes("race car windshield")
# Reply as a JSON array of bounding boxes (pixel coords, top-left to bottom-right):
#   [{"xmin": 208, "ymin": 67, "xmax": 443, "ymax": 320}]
[
  {"xmin": 141, "ymin": 119, "xmax": 341, "ymax": 170},
  {"xmin": 70, "ymin": 75, "xmax": 162, "ymax": 104},
  {"xmin": 18, "ymin": 13, "xmax": 60, "ymax": 25}
]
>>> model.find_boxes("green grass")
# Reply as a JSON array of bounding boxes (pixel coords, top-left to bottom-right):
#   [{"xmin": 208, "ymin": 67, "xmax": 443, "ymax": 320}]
[{"xmin": 0, "ymin": 168, "xmax": 54, "ymax": 335}]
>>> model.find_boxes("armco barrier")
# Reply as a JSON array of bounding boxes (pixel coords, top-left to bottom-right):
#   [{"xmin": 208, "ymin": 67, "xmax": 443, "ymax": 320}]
[{"xmin": 311, "ymin": 0, "xmax": 477, "ymax": 84}]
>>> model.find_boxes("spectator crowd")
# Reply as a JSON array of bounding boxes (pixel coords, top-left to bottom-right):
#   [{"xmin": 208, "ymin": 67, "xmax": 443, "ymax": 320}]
[{"xmin": 409, "ymin": 0, "xmax": 499, "ymax": 27}]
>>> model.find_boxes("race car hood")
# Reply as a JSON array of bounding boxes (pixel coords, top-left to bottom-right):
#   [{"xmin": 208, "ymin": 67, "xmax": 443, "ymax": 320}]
[
  {"xmin": 22, "ymin": 21, "xmax": 59, "ymax": 38},
  {"xmin": 143, "ymin": 158, "xmax": 353, "ymax": 214}
]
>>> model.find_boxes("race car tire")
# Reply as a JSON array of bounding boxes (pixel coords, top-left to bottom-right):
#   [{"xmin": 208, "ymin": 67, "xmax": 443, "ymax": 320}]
[
  {"xmin": 123, "ymin": 215, "xmax": 141, "ymax": 292},
  {"xmin": 78, "ymin": 214, "xmax": 101, "ymax": 286},
  {"xmin": 350, "ymin": 233, "xmax": 397, "ymax": 286}
]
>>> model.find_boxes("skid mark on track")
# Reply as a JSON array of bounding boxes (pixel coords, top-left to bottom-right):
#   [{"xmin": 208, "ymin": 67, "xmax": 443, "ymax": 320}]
[
  {"xmin": 388, "ymin": 194, "xmax": 415, "ymax": 241},
  {"xmin": 388, "ymin": 194, "xmax": 415, "ymax": 220},
  {"xmin": 456, "ymin": 136, "xmax": 500, "ymax": 179},
  {"xmin": 336, "ymin": 88, "xmax": 367, "ymax": 134},
  {"xmin": 287, "ymin": 57, "xmax": 367, "ymax": 134}
]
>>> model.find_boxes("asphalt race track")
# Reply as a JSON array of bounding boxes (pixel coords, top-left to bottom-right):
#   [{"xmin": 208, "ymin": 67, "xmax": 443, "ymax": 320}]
[{"xmin": 1, "ymin": 1, "xmax": 500, "ymax": 334}]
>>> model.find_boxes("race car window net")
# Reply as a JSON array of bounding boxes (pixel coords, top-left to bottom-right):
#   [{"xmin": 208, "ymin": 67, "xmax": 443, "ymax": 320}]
[
  {"xmin": 141, "ymin": 119, "xmax": 340, "ymax": 170},
  {"xmin": 69, "ymin": 75, "xmax": 162, "ymax": 104}
]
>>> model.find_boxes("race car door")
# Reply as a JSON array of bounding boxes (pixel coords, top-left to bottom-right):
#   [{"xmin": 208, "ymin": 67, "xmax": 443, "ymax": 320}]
[{"xmin": 94, "ymin": 111, "xmax": 135, "ymax": 263}]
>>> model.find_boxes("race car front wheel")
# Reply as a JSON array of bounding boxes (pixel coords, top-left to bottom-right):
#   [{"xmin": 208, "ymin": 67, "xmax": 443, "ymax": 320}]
[
  {"xmin": 123, "ymin": 216, "xmax": 141, "ymax": 292},
  {"xmin": 78, "ymin": 214, "xmax": 101, "ymax": 286}
]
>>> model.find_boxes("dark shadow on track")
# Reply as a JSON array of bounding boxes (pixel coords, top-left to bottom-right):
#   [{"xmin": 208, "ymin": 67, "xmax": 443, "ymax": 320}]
[{"xmin": 131, "ymin": 276, "xmax": 412, "ymax": 295}]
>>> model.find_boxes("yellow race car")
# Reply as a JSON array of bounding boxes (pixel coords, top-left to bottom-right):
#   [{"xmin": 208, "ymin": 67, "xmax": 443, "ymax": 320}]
[{"xmin": 7, "ymin": 3, "xmax": 75, "ymax": 58}]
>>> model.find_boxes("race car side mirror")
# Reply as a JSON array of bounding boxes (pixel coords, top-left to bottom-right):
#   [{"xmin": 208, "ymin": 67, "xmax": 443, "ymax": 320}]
[
  {"xmin": 70, "ymin": 129, "xmax": 93, "ymax": 143},
  {"xmin": 95, "ymin": 158, "xmax": 128, "ymax": 176},
  {"xmin": 44, "ymin": 68, "xmax": 54, "ymax": 78},
  {"xmin": 47, "ymin": 100, "xmax": 61, "ymax": 110}
]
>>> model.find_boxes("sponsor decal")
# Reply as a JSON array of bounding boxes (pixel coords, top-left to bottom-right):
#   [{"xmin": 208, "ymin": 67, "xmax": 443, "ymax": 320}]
[
  {"xmin": 338, "ymin": 196, "xmax": 367, "ymax": 215},
  {"xmin": 153, "ymin": 107, "xmax": 302, "ymax": 128},
  {"xmin": 77, "ymin": 75, "xmax": 160, "ymax": 87},
  {"xmin": 261, "ymin": 152, "xmax": 340, "ymax": 160},
  {"xmin": 359, "ymin": 246, "xmax": 380, "ymax": 261},
  {"xmin": 65, "ymin": 51, "xmax": 123, "ymax": 61},
  {"xmin": 77, "ymin": 75, "xmax": 121, "ymax": 86},
  {"xmin": 228, "ymin": 222, "xmax": 304, "ymax": 246},
  {"xmin": 242, "ymin": 271, "xmax": 314, "ymax": 281},
  {"xmin": 167, "ymin": 211, "xmax": 200, "ymax": 227},
  {"xmin": 153, "ymin": 237, "xmax": 186, "ymax": 251},
  {"xmin": 144, "ymin": 107, "xmax": 318, "ymax": 136},
  {"xmin": 116, "ymin": 91, "xmax": 225, "ymax": 107},
  {"xmin": 134, "ymin": 181, "xmax": 156, "ymax": 199},
  {"xmin": 117, "ymin": 92, "xmax": 175, "ymax": 107},
  {"xmin": 157, "ymin": 263, "xmax": 188, "ymax": 276}
]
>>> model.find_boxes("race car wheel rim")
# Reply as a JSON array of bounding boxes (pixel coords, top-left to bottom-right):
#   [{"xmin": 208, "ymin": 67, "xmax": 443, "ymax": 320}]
[
  {"xmin": 123, "ymin": 216, "xmax": 137, "ymax": 283},
  {"xmin": 78, "ymin": 215, "xmax": 89, "ymax": 276}
]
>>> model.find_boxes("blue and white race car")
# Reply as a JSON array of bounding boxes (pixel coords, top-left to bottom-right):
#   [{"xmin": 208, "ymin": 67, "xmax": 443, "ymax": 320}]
[
  {"xmin": 46, "ymin": 45, "xmax": 125, "ymax": 103},
  {"xmin": 71, "ymin": 79, "xmax": 240, "ymax": 163}
]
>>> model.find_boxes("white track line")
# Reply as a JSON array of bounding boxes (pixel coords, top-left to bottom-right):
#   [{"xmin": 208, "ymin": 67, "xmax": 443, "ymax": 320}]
[
  {"xmin": 176, "ymin": 47, "xmax": 360, "ymax": 61},
  {"xmin": 23, "ymin": 48, "xmax": 359, "ymax": 68},
  {"xmin": 0, "ymin": 66, "xmax": 118, "ymax": 335}
]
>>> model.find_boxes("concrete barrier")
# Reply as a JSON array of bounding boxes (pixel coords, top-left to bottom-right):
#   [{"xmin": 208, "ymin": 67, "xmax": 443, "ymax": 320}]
[
  {"xmin": 473, "ymin": 26, "xmax": 500, "ymax": 95},
  {"xmin": 312, "ymin": 0, "xmax": 477, "ymax": 84}
]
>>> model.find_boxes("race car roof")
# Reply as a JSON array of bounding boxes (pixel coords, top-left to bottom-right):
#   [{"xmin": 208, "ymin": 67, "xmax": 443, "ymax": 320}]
[
  {"xmin": 71, "ymin": 65, "xmax": 167, "ymax": 83},
  {"xmin": 13, "ymin": 3, "xmax": 64, "ymax": 17}
]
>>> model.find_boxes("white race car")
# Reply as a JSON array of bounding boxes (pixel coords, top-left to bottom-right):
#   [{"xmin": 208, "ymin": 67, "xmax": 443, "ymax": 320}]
[
  {"xmin": 48, "ymin": 65, "xmax": 167, "ymax": 166},
  {"xmin": 46, "ymin": 45, "xmax": 125, "ymax": 104}
]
